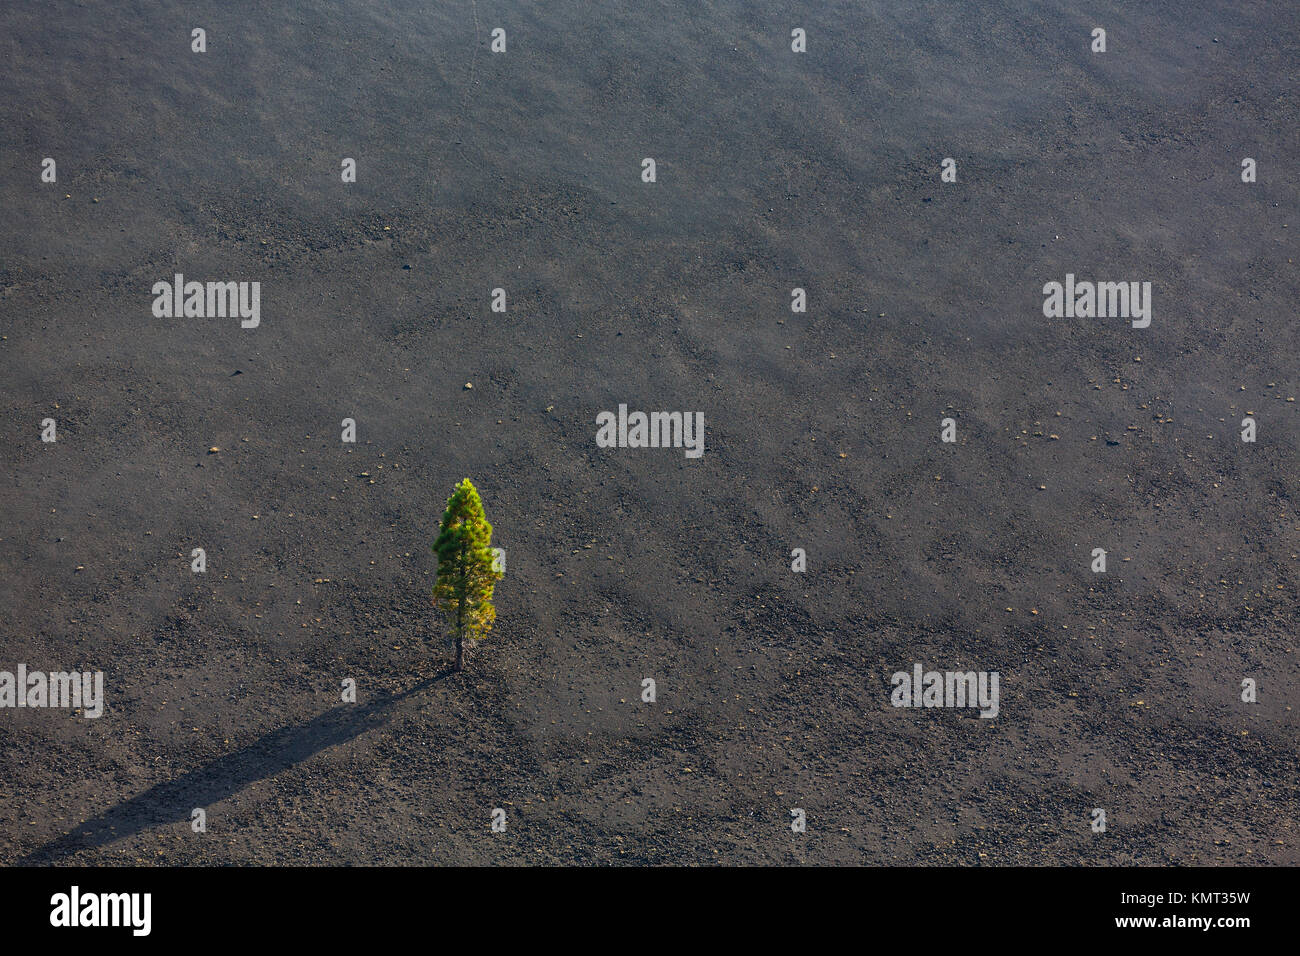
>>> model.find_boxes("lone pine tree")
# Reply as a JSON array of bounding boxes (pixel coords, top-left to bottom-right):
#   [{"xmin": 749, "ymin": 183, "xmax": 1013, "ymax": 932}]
[{"xmin": 432, "ymin": 478, "xmax": 502, "ymax": 672}]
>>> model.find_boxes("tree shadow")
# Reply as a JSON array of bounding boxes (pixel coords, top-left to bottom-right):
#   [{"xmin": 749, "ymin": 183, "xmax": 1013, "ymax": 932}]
[{"xmin": 15, "ymin": 668, "xmax": 454, "ymax": 865}]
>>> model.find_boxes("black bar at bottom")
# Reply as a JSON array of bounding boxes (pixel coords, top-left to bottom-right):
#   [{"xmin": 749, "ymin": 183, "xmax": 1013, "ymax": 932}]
[{"xmin": 0, "ymin": 865, "xmax": 1274, "ymax": 941}]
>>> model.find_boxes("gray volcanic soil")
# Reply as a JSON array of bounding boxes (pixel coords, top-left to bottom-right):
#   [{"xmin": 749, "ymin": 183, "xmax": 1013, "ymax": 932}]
[{"xmin": 1, "ymin": 0, "xmax": 1297, "ymax": 865}]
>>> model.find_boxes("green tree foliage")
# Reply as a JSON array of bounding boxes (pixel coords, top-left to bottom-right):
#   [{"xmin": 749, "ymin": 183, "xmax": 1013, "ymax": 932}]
[{"xmin": 432, "ymin": 478, "xmax": 502, "ymax": 672}]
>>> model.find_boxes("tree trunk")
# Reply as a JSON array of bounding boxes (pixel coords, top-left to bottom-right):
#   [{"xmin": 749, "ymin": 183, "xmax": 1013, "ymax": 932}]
[{"xmin": 454, "ymin": 541, "xmax": 467, "ymax": 672}]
